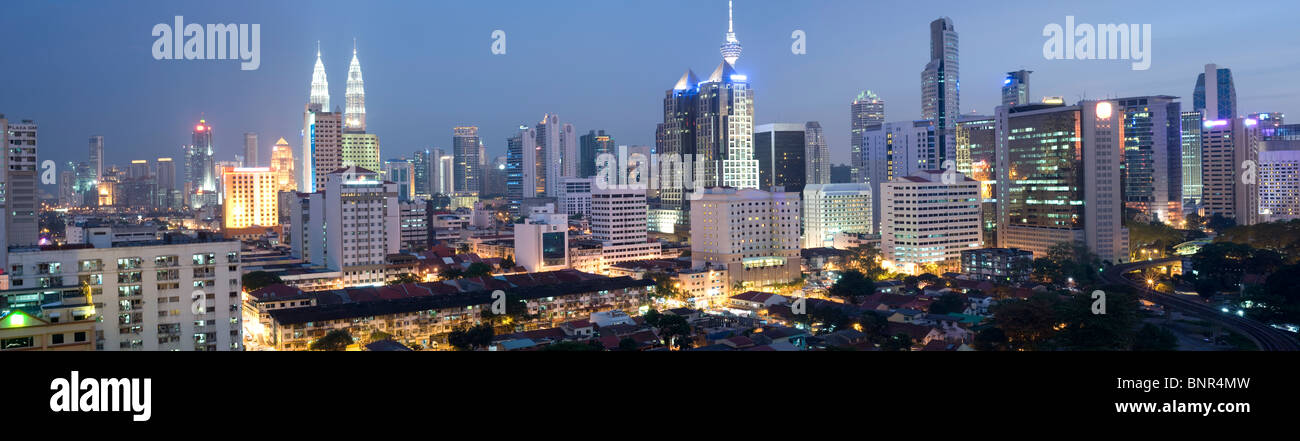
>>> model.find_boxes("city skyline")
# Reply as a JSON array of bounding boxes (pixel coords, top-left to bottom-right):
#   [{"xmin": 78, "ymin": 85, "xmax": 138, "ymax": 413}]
[{"xmin": 3, "ymin": 0, "xmax": 1299, "ymax": 187}]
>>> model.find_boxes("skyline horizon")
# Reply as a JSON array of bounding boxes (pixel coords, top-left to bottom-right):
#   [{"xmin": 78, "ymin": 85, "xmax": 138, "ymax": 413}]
[{"xmin": 4, "ymin": 0, "xmax": 1298, "ymax": 183}]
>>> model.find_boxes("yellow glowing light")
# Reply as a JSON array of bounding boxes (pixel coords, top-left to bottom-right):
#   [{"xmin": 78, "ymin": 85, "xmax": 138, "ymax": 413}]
[{"xmin": 1096, "ymin": 101, "xmax": 1114, "ymax": 119}]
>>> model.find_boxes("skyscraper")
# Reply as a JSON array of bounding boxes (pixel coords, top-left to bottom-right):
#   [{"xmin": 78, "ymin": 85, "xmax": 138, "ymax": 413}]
[
  {"xmin": 651, "ymin": 70, "xmax": 701, "ymax": 234},
  {"xmin": 155, "ymin": 157, "xmax": 176, "ymax": 193},
  {"xmin": 413, "ymin": 149, "xmax": 432, "ymax": 198},
  {"xmin": 697, "ymin": 61, "xmax": 757, "ymax": 190},
  {"xmin": 290, "ymin": 167, "xmax": 399, "ymax": 287},
  {"xmin": 535, "ymin": 114, "xmax": 578, "ymax": 197},
  {"xmin": 1001, "ymin": 70, "xmax": 1031, "ymax": 107},
  {"xmin": 754, "ymin": 123, "xmax": 806, "ymax": 193},
  {"xmin": 719, "ymin": 1, "xmax": 742, "ymax": 65},
  {"xmin": 506, "ymin": 127, "xmax": 533, "ymax": 215},
  {"xmin": 453, "ymin": 127, "xmax": 481, "ymax": 194},
  {"xmin": 1117, "ymin": 95, "xmax": 1183, "ymax": 223},
  {"xmin": 1194, "ymin": 63, "xmax": 1237, "ymax": 120},
  {"xmin": 243, "ymin": 132, "xmax": 258, "ymax": 167},
  {"xmin": 0, "ymin": 115, "xmax": 6, "ymax": 266},
  {"xmin": 579, "ymin": 130, "xmax": 615, "ymax": 178},
  {"xmin": 309, "ymin": 43, "xmax": 330, "ymax": 110},
  {"xmin": 805, "ymin": 121, "xmax": 830, "ymax": 185},
  {"xmin": 1201, "ymin": 117, "xmax": 1260, "ymax": 226},
  {"xmin": 4, "ymin": 119, "xmax": 38, "ymax": 247},
  {"xmin": 186, "ymin": 119, "xmax": 217, "ymax": 208},
  {"xmin": 995, "ymin": 101, "xmax": 1129, "ymax": 264},
  {"xmin": 383, "ymin": 158, "xmax": 415, "ymax": 202},
  {"xmin": 88, "ymin": 135, "xmax": 104, "ymax": 181},
  {"xmin": 956, "ymin": 115, "xmax": 997, "ymax": 245},
  {"xmin": 921, "ymin": 17, "xmax": 959, "ymax": 170},
  {"xmin": 269, "ymin": 137, "xmax": 296, "ymax": 192},
  {"xmin": 862, "ymin": 120, "xmax": 939, "ymax": 233},
  {"xmin": 341, "ymin": 132, "xmax": 381, "ymax": 172},
  {"xmin": 1181, "ymin": 111, "xmax": 1204, "ymax": 213},
  {"xmin": 345, "ymin": 40, "xmax": 367, "ymax": 133},
  {"xmin": 222, "ymin": 167, "xmax": 278, "ymax": 230},
  {"xmin": 305, "ymin": 107, "xmax": 343, "ymax": 193},
  {"xmin": 850, "ymin": 90, "xmax": 885, "ymax": 183}
]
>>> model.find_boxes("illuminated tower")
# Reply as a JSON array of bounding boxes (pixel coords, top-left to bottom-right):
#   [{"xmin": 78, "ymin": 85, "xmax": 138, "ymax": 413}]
[
  {"xmin": 310, "ymin": 42, "xmax": 330, "ymax": 109},
  {"xmin": 345, "ymin": 39, "xmax": 366, "ymax": 132},
  {"xmin": 719, "ymin": 1, "xmax": 742, "ymax": 65}
]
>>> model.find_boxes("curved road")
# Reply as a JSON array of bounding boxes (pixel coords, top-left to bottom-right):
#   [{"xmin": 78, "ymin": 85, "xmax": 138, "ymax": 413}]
[{"xmin": 1102, "ymin": 258, "xmax": 1299, "ymax": 351}]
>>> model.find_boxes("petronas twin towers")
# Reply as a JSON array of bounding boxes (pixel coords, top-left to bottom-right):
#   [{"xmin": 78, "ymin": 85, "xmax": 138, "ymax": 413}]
[{"xmin": 309, "ymin": 40, "xmax": 366, "ymax": 132}]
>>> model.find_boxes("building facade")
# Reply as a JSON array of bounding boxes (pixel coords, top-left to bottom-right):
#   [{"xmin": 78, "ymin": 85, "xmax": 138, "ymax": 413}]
[{"xmin": 881, "ymin": 171, "xmax": 981, "ymax": 274}]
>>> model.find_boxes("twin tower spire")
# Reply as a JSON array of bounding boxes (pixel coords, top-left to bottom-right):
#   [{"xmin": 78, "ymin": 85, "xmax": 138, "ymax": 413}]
[{"xmin": 309, "ymin": 39, "xmax": 366, "ymax": 132}]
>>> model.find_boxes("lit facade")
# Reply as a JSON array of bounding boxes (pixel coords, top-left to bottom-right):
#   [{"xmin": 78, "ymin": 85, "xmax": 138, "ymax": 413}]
[
  {"xmin": 690, "ymin": 187, "xmax": 800, "ymax": 290},
  {"xmin": 802, "ymin": 183, "xmax": 873, "ymax": 249},
  {"xmin": 882, "ymin": 171, "xmax": 981, "ymax": 273},
  {"xmin": 222, "ymin": 167, "xmax": 278, "ymax": 230},
  {"xmin": 1201, "ymin": 117, "xmax": 1261, "ymax": 226}
]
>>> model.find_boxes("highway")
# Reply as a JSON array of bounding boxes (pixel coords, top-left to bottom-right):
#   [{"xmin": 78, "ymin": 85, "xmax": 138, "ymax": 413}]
[{"xmin": 1102, "ymin": 258, "xmax": 1299, "ymax": 351}]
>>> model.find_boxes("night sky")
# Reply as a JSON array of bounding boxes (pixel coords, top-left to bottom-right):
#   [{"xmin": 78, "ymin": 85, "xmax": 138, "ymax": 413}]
[{"xmin": 3, "ymin": 0, "xmax": 1297, "ymax": 182}]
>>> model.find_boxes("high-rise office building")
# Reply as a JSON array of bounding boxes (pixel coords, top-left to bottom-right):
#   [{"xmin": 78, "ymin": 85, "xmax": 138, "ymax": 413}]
[
  {"xmin": 383, "ymin": 158, "xmax": 415, "ymax": 202},
  {"xmin": 5, "ymin": 119, "xmax": 39, "ymax": 247},
  {"xmin": 290, "ymin": 167, "xmax": 399, "ymax": 287},
  {"xmin": 1194, "ymin": 63, "xmax": 1237, "ymax": 120},
  {"xmin": 651, "ymin": 70, "xmax": 701, "ymax": 234},
  {"xmin": 805, "ymin": 122, "xmax": 830, "ymax": 185},
  {"xmin": 341, "ymin": 132, "xmax": 381, "ymax": 172},
  {"xmin": 955, "ymin": 115, "xmax": 997, "ymax": 245},
  {"xmin": 591, "ymin": 186, "xmax": 660, "ymax": 267},
  {"xmin": 881, "ymin": 171, "xmax": 982, "ymax": 273},
  {"xmin": 535, "ymin": 114, "xmax": 578, "ymax": 197},
  {"xmin": 921, "ymin": 17, "xmax": 959, "ymax": 171},
  {"xmin": 697, "ymin": 62, "xmax": 758, "ymax": 191},
  {"xmin": 243, "ymin": 132, "xmax": 258, "ymax": 167},
  {"xmin": 861, "ymin": 120, "xmax": 939, "ymax": 233},
  {"xmin": 995, "ymin": 101, "xmax": 1129, "ymax": 264},
  {"xmin": 269, "ymin": 137, "xmax": 296, "ymax": 192},
  {"xmin": 453, "ymin": 127, "xmax": 481, "ymax": 194},
  {"xmin": 88, "ymin": 135, "xmax": 104, "ymax": 181},
  {"xmin": 436, "ymin": 151, "xmax": 454, "ymax": 196},
  {"xmin": 690, "ymin": 187, "xmax": 800, "ymax": 290},
  {"xmin": 1260, "ymin": 142, "xmax": 1300, "ymax": 221},
  {"xmin": 1, "ymin": 115, "xmax": 8, "ymax": 265},
  {"xmin": 754, "ymin": 123, "xmax": 807, "ymax": 194},
  {"xmin": 305, "ymin": 107, "xmax": 343, "ymax": 193},
  {"xmin": 1181, "ymin": 111, "xmax": 1204, "ymax": 213},
  {"xmin": 413, "ymin": 149, "xmax": 432, "ymax": 198},
  {"xmin": 1001, "ymin": 70, "xmax": 1031, "ymax": 107},
  {"xmin": 579, "ymin": 130, "xmax": 615, "ymax": 178},
  {"xmin": 506, "ymin": 128, "xmax": 533, "ymax": 215},
  {"xmin": 189, "ymin": 119, "xmax": 216, "ymax": 194},
  {"xmin": 222, "ymin": 167, "xmax": 278, "ymax": 230},
  {"xmin": 1201, "ymin": 117, "xmax": 1260, "ymax": 226},
  {"xmin": 1117, "ymin": 95, "xmax": 1183, "ymax": 223},
  {"xmin": 484, "ymin": 155, "xmax": 507, "ymax": 198},
  {"xmin": 850, "ymin": 91, "xmax": 886, "ymax": 183},
  {"xmin": 802, "ymin": 183, "xmax": 873, "ymax": 249},
  {"xmin": 344, "ymin": 41, "xmax": 367, "ymax": 133}
]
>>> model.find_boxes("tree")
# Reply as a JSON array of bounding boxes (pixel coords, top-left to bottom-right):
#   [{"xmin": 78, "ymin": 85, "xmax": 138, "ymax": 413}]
[
  {"xmin": 1132, "ymin": 324, "xmax": 1179, "ymax": 351},
  {"xmin": 617, "ymin": 338, "xmax": 640, "ymax": 351},
  {"xmin": 1055, "ymin": 285, "xmax": 1140, "ymax": 350},
  {"xmin": 828, "ymin": 270, "xmax": 875, "ymax": 303},
  {"xmin": 928, "ymin": 293, "xmax": 965, "ymax": 315},
  {"xmin": 368, "ymin": 329, "xmax": 393, "ymax": 343},
  {"xmin": 242, "ymin": 271, "xmax": 283, "ymax": 292},
  {"xmin": 652, "ymin": 314, "xmax": 692, "ymax": 350},
  {"xmin": 310, "ymin": 329, "xmax": 353, "ymax": 351},
  {"xmin": 456, "ymin": 243, "xmax": 472, "ymax": 254},
  {"xmin": 439, "ymin": 267, "xmax": 464, "ymax": 280},
  {"xmin": 973, "ymin": 327, "xmax": 1010, "ymax": 351},
  {"xmin": 388, "ymin": 273, "xmax": 419, "ymax": 285},
  {"xmin": 646, "ymin": 272, "xmax": 685, "ymax": 300},
  {"xmin": 499, "ymin": 256, "xmax": 515, "ymax": 270},
  {"xmin": 1185, "ymin": 212, "xmax": 1206, "ymax": 231},
  {"xmin": 880, "ymin": 333, "xmax": 913, "ymax": 351},
  {"xmin": 463, "ymin": 262, "xmax": 494, "ymax": 278},
  {"xmin": 1246, "ymin": 263, "xmax": 1300, "ymax": 325},
  {"xmin": 1189, "ymin": 242, "xmax": 1282, "ymax": 299},
  {"xmin": 990, "ymin": 292, "xmax": 1061, "ymax": 350},
  {"xmin": 447, "ymin": 324, "xmax": 494, "ymax": 351},
  {"xmin": 1206, "ymin": 214, "xmax": 1237, "ymax": 232}
]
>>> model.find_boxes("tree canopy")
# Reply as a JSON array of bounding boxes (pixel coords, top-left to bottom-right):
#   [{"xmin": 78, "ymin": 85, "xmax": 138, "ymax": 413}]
[
  {"xmin": 310, "ymin": 329, "xmax": 353, "ymax": 351},
  {"xmin": 242, "ymin": 271, "xmax": 283, "ymax": 292}
]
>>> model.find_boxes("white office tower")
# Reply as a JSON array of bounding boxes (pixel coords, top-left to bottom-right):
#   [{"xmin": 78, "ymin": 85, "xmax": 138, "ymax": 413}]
[
  {"xmin": 6, "ymin": 236, "xmax": 243, "ymax": 351},
  {"xmin": 344, "ymin": 41, "xmax": 366, "ymax": 132},
  {"xmin": 1260, "ymin": 142, "xmax": 1300, "ymax": 221},
  {"xmin": 89, "ymin": 135, "xmax": 105, "ymax": 180},
  {"xmin": 1201, "ymin": 117, "xmax": 1261, "ymax": 226},
  {"xmin": 850, "ymin": 91, "xmax": 886, "ymax": 183},
  {"xmin": 699, "ymin": 62, "xmax": 758, "ymax": 190},
  {"xmin": 591, "ymin": 186, "xmax": 660, "ymax": 267},
  {"xmin": 536, "ymin": 114, "xmax": 578, "ymax": 197},
  {"xmin": 881, "ymin": 171, "xmax": 981, "ymax": 274},
  {"xmin": 558, "ymin": 176, "xmax": 593, "ymax": 217},
  {"xmin": 802, "ymin": 183, "xmax": 873, "ymax": 249},
  {"xmin": 514, "ymin": 205, "xmax": 570, "ymax": 273},
  {"xmin": 690, "ymin": 187, "xmax": 800, "ymax": 291},
  {"xmin": 861, "ymin": 120, "xmax": 939, "ymax": 233},
  {"xmin": 290, "ymin": 167, "xmax": 399, "ymax": 287},
  {"xmin": 804, "ymin": 122, "xmax": 830, "ymax": 185},
  {"xmin": 309, "ymin": 43, "xmax": 330, "ymax": 109},
  {"xmin": 996, "ymin": 101, "xmax": 1130, "ymax": 264},
  {"xmin": 5, "ymin": 119, "xmax": 39, "ymax": 247}
]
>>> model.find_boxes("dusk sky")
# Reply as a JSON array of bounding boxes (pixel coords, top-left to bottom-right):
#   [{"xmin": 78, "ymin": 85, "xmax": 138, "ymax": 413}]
[{"xmin": 3, "ymin": 0, "xmax": 1298, "ymax": 178}]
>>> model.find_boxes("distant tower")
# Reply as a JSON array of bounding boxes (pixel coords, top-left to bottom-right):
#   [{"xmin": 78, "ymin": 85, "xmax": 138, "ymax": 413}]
[
  {"xmin": 719, "ymin": 1, "xmax": 743, "ymax": 65},
  {"xmin": 310, "ymin": 42, "xmax": 330, "ymax": 109},
  {"xmin": 345, "ymin": 39, "xmax": 367, "ymax": 132},
  {"xmin": 1001, "ymin": 70, "xmax": 1032, "ymax": 107}
]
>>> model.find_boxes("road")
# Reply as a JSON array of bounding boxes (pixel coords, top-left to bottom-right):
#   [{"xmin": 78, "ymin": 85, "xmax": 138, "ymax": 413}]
[{"xmin": 1102, "ymin": 258, "xmax": 1299, "ymax": 351}]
